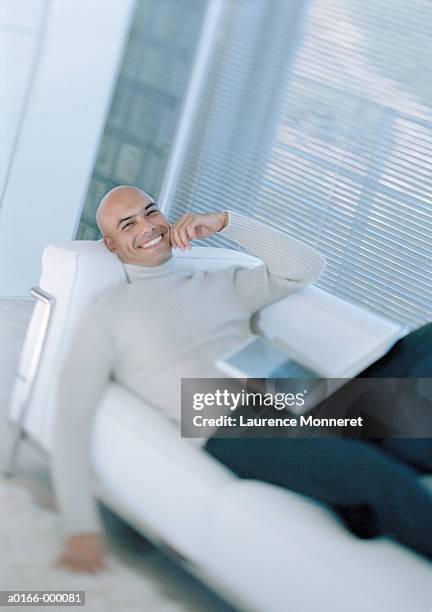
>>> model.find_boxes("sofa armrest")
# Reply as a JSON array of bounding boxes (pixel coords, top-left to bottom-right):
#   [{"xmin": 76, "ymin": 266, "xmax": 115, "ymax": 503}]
[{"xmin": 255, "ymin": 285, "xmax": 406, "ymax": 378}]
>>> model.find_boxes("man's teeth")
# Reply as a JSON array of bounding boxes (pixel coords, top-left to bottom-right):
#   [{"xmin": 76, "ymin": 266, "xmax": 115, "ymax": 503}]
[{"xmin": 141, "ymin": 235, "xmax": 163, "ymax": 249}]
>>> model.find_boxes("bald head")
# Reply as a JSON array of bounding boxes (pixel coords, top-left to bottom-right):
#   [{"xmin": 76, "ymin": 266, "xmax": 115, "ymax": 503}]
[
  {"xmin": 95, "ymin": 185, "xmax": 172, "ymax": 266},
  {"xmin": 96, "ymin": 186, "xmax": 153, "ymax": 236}
]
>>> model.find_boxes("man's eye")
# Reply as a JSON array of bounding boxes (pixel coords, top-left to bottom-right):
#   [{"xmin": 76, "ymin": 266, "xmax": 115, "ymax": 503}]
[
  {"xmin": 122, "ymin": 221, "xmax": 135, "ymax": 230},
  {"xmin": 147, "ymin": 209, "xmax": 158, "ymax": 215}
]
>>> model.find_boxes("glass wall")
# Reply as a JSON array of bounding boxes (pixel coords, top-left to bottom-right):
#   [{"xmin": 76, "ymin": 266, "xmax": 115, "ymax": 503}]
[{"xmin": 76, "ymin": 0, "xmax": 206, "ymax": 240}]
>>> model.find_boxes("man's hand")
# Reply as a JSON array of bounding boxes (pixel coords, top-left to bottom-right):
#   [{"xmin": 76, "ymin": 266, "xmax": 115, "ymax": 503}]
[
  {"xmin": 53, "ymin": 533, "xmax": 108, "ymax": 574},
  {"xmin": 169, "ymin": 211, "xmax": 228, "ymax": 250}
]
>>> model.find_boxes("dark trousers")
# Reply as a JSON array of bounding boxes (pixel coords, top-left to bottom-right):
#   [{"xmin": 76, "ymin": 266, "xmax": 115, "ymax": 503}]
[{"xmin": 204, "ymin": 323, "xmax": 432, "ymax": 561}]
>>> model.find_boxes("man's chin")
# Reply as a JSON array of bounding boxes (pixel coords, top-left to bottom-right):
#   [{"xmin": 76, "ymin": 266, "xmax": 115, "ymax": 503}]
[{"xmin": 127, "ymin": 247, "xmax": 173, "ymax": 267}]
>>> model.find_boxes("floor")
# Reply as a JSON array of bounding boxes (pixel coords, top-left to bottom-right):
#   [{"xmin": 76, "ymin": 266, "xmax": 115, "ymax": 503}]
[{"xmin": 0, "ymin": 298, "xmax": 235, "ymax": 612}]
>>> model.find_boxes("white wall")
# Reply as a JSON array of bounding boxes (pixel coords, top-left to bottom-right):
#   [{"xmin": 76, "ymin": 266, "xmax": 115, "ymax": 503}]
[
  {"xmin": 0, "ymin": 0, "xmax": 135, "ymax": 297},
  {"xmin": 0, "ymin": 0, "xmax": 47, "ymax": 194}
]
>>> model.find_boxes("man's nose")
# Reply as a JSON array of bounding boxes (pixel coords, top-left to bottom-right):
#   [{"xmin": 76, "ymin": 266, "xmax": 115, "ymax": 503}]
[{"xmin": 136, "ymin": 215, "xmax": 154, "ymax": 234}]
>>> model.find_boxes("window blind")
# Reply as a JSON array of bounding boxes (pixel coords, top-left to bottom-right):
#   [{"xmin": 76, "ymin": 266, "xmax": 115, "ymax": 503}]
[{"xmin": 166, "ymin": 0, "xmax": 432, "ymax": 329}]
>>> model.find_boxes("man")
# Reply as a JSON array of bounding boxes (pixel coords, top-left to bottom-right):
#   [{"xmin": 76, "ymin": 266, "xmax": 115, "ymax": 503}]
[{"xmin": 52, "ymin": 185, "xmax": 432, "ymax": 573}]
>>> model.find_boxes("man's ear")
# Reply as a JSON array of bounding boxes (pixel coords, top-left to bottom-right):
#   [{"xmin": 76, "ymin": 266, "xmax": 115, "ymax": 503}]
[{"xmin": 103, "ymin": 236, "xmax": 116, "ymax": 253}]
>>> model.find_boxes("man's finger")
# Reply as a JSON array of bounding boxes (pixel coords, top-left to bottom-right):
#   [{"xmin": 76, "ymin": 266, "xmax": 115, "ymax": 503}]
[
  {"xmin": 172, "ymin": 218, "xmax": 190, "ymax": 249},
  {"xmin": 168, "ymin": 225, "xmax": 175, "ymax": 248},
  {"xmin": 177, "ymin": 217, "xmax": 191, "ymax": 249},
  {"xmin": 169, "ymin": 223, "xmax": 180, "ymax": 249},
  {"xmin": 187, "ymin": 223, "xmax": 197, "ymax": 241},
  {"xmin": 178, "ymin": 223, "xmax": 192, "ymax": 249},
  {"xmin": 171, "ymin": 226, "xmax": 184, "ymax": 249},
  {"xmin": 170, "ymin": 219, "xmax": 186, "ymax": 249}
]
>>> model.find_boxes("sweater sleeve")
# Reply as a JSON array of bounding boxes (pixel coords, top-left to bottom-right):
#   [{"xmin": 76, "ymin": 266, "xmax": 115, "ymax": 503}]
[
  {"xmin": 50, "ymin": 306, "xmax": 115, "ymax": 537},
  {"xmin": 218, "ymin": 210, "xmax": 326, "ymax": 314}
]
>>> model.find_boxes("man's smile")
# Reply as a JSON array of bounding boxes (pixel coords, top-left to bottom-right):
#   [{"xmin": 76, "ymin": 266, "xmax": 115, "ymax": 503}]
[
  {"xmin": 136, "ymin": 229, "xmax": 169, "ymax": 250},
  {"xmin": 139, "ymin": 234, "xmax": 163, "ymax": 249}
]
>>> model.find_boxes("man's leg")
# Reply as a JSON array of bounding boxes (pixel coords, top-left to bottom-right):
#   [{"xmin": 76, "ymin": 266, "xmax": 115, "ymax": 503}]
[
  {"xmin": 360, "ymin": 322, "xmax": 432, "ymax": 378},
  {"xmin": 375, "ymin": 438, "xmax": 432, "ymax": 473},
  {"xmin": 204, "ymin": 435, "xmax": 432, "ymax": 561},
  {"xmin": 358, "ymin": 322, "xmax": 432, "ymax": 472}
]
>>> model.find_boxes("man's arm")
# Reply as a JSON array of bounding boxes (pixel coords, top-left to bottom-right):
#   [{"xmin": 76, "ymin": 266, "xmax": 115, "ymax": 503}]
[
  {"xmin": 219, "ymin": 210, "xmax": 326, "ymax": 314},
  {"xmin": 50, "ymin": 306, "xmax": 114, "ymax": 570},
  {"xmin": 169, "ymin": 209, "xmax": 326, "ymax": 314}
]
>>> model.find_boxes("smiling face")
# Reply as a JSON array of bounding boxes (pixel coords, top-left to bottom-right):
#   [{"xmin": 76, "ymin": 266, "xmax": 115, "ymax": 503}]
[{"xmin": 96, "ymin": 186, "xmax": 172, "ymax": 266}]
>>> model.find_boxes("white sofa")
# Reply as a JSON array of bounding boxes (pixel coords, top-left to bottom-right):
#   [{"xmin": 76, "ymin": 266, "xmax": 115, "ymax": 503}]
[{"xmin": 6, "ymin": 241, "xmax": 432, "ymax": 612}]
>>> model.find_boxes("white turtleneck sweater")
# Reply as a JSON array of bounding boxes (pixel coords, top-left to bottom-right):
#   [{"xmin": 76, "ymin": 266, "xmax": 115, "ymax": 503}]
[{"xmin": 51, "ymin": 210, "xmax": 326, "ymax": 536}]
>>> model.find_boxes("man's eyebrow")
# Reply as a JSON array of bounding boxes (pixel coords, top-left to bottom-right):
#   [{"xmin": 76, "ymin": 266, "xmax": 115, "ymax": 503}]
[
  {"xmin": 117, "ymin": 215, "xmax": 133, "ymax": 228},
  {"xmin": 117, "ymin": 201, "xmax": 157, "ymax": 227}
]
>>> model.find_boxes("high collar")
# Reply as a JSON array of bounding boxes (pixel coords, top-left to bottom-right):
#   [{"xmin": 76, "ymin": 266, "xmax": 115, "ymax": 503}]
[{"xmin": 123, "ymin": 255, "xmax": 176, "ymax": 282}]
